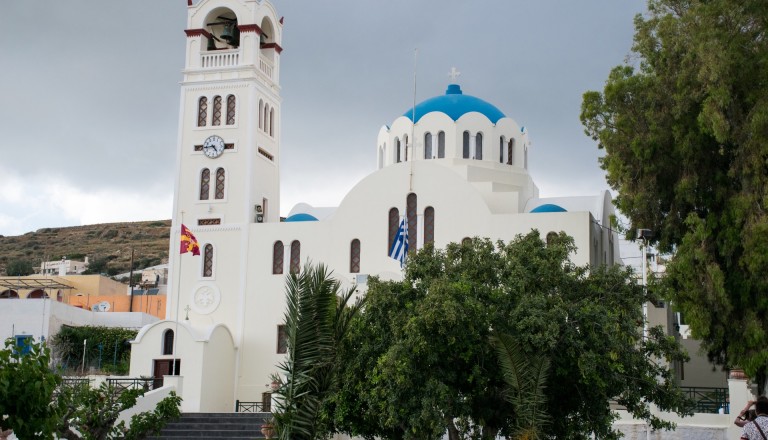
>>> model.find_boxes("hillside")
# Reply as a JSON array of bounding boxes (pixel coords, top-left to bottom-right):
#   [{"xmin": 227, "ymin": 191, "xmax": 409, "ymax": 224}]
[{"xmin": 0, "ymin": 220, "xmax": 172, "ymax": 277}]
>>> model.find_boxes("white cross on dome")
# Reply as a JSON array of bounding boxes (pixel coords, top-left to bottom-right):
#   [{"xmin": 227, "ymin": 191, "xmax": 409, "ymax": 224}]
[{"xmin": 448, "ymin": 67, "xmax": 461, "ymax": 82}]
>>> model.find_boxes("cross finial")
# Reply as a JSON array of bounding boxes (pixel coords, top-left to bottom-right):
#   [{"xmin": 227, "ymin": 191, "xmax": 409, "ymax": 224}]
[
  {"xmin": 448, "ymin": 67, "xmax": 461, "ymax": 82},
  {"xmin": 184, "ymin": 305, "xmax": 191, "ymax": 320}
]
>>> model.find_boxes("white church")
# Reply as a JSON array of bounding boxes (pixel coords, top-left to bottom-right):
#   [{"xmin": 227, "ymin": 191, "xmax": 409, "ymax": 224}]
[{"xmin": 128, "ymin": 0, "xmax": 620, "ymax": 413}]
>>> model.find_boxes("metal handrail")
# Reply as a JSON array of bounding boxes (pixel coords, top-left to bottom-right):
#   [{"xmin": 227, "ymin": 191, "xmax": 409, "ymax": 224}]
[
  {"xmin": 681, "ymin": 386, "xmax": 729, "ymax": 414},
  {"xmin": 106, "ymin": 377, "xmax": 156, "ymax": 394},
  {"xmin": 235, "ymin": 400, "xmax": 269, "ymax": 413}
]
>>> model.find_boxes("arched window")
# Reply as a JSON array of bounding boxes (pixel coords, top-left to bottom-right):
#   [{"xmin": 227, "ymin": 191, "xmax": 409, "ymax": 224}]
[
  {"xmin": 258, "ymin": 99, "xmax": 264, "ymax": 129},
  {"xmin": 202, "ymin": 244, "xmax": 214, "ymax": 277},
  {"xmin": 212, "ymin": 95, "xmax": 223, "ymax": 126},
  {"xmin": 226, "ymin": 95, "xmax": 236, "ymax": 125},
  {"xmin": 499, "ymin": 136, "xmax": 505, "ymax": 163},
  {"xmin": 395, "ymin": 138, "xmax": 401, "ymax": 163},
  {"xmin": 350, "ymin": 239, "xmax": 361, "ymax": 273},
  {"xmin": 272, "ymin": 241, "xmax": 284, "ymax": 274},
  {"xmin": 546, "ymin": 231, "xmax": 558, "ymax": 246},
  {"xmin": 407, "ymin": 193, "xmax": 417, "ymax": 252},
  {"xmin": 424, "ymin": 133, "xmax": 433, "ymax": 159},
  {"xmin": 215, "ymin": 168, "xmax": 225, "ymax": 199},
  {"xmin": 264, "ymin": 104, "xmax": 270, "ymax": 133},
  {"xmin": 197, "ymin": 97, "xmax": 208, "ymax": 127},
  {"xmin": 388, "ymin": 208, "xmax": 399, "ymax": 253},
  {"xmin": 507, "ymin": 139, "xmax": 514, "ymax": 165},
  {"xmin": 438, "ymin": 132, "xmax": 445, "ymax": 158},
  {"xmin": 162, "ymin": 329, "xmax": 174, "ymax": 355},
  {"xmin": 269, "ymin": 107, "xmax": 275, "ymax": 136},
  {"xmin": 462, "ymin": 131, "xmax": 470, "ymax": 158},
  {"xmin": 199, "ymin": 168, "xmax": 210, "ymax": 200},
  {"xmin": 475, "ymin": 133, "xmax": 483, "ymax": 160},
  {"xmin": 424, "ymin": 207, "xmax": 435, "ymax": 245},
  {"xmin": 290, "ymin": 241, "xmax": 301, "ymax": 274},
  {"xmin": 403, "ymin": 135, "xmax": 409, "ymax": 161}
]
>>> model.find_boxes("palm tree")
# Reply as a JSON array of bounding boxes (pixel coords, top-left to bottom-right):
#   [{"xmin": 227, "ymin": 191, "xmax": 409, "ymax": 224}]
[
  {"xmin": 271, "ymin": 263, "xmax": 363, "ymax": 440},
  {"xmin": 490, "ymin": 332, "xmax": 551, "ymax": 440}
]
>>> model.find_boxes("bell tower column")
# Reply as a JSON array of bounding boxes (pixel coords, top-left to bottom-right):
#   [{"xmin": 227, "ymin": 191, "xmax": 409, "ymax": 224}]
[{"xmin": 166, "ymin": 0, "xmax": 284, "ymax": 337}]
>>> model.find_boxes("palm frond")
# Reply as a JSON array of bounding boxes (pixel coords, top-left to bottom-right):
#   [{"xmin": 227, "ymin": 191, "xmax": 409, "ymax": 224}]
[
  {"xmin": 491, "ymin": 331, "xmax": 551, "ymax": 440},
  {"xmin": 273, "ymin": 262, "xmax": 364, "ymax": 440}
]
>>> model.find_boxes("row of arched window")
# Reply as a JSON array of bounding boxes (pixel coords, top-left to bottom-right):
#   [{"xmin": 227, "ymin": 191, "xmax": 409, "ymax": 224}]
[
  {"xmin": 197, "ymin": 95, "xmax": 236, "ymax": 127},
  {"xmin": 200, "ymin": 168, "xmax": 226, "ymax": 200},
  {"xmin": 270, "ymin": 239, "xmax": 362, "ymax": 275},
  {"xmin": 387, "ymin": 193, "xmax": 435, "ymax": 254},
  {"xmin": 273, "ymin": 240, "xmax": 301, "ymax": 274},
  {"xmin": 387, "ymin": 132, "xmax": 525, "ymax": 168},
  {"xmin": 258, "ymin": 99, "xmax": 275, "ymax": 136}
]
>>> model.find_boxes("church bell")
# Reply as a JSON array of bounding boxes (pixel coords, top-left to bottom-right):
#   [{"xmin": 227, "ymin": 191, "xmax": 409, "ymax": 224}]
[{"xmin": 220, "ymin": 23, "xmax": 234, "ymax": 41}]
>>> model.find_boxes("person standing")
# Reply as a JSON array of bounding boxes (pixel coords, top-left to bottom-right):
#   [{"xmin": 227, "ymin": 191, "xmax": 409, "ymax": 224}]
[{"xmin": 741, "ymin": 396, "xmax": 768, "ymax": 439}]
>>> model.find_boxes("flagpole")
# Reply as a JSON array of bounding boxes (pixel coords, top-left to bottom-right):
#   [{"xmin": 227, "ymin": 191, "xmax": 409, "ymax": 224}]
[
  {"xmin": 409, "ymin": 48, "xmax": 417, "ymax": 192},
  {"xmin": 172, "ymin": 211, "xmax": 184, "ymax": 375}
]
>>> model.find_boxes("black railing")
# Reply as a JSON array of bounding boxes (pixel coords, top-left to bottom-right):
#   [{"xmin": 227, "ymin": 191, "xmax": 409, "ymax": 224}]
[
  {"xmin": 236, "ymin": 400, "xmax": 269, "ymax": 413},
  {"xmin": 53, "ymin": 377, "xmax": 92, "ymax": 397},
  {"xmin": 681, "ymin": 386, "xmax": 729, "ymax": 414},
  {"xmin": 106, "ymin": 377, "xmax": 157, "ymax": 394}
]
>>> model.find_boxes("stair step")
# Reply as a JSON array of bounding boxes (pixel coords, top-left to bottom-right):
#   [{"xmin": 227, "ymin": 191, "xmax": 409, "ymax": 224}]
[{"xmin": 149, "ymin": 412, "xmax": 273, "ymax": 440}]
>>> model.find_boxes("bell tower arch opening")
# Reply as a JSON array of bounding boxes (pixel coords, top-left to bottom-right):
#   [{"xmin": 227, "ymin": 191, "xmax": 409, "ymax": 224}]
[{"xmin": 204, "ymin": 9, "xmax": 240, "ymax": 50}]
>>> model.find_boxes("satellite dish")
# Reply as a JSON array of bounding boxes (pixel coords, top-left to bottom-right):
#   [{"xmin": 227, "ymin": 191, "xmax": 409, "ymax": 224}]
[{"xmin": 91, "ymin": 301, "xmax": 111, "ymax": 312}]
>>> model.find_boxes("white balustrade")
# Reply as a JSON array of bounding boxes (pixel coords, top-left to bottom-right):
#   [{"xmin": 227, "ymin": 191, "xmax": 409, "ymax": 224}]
[
  {"xmin": 259, "ymin": 58, "xmax": 273, "ymax": 80},
  {"xmin": 201, "ymin": 50, "xmax": 240, "ymax": 68}
]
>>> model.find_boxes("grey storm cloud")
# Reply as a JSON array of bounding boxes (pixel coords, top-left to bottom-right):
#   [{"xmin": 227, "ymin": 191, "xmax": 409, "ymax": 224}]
[{"xmin": 0, "ymin": 0, "xmax": 645, "ymax": 236}]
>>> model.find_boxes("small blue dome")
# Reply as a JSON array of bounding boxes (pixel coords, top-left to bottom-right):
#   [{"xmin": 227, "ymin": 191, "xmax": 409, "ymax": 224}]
[
  {"xmin": 530, "ymin": 204, "xmax": 567, "ymax": 213},
  {"xmin": 403, "ymin": 84, "xmax": 506, "ymax": 124},
  {"xmin": 284, "ymin": 213, "xmax": 319, "ymax": 222}
]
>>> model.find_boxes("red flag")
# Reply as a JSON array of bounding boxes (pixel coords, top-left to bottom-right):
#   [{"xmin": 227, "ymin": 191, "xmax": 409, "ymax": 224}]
[{"xmin": 180, "ymin": 224, "xmax": 200, "ymax": 256}]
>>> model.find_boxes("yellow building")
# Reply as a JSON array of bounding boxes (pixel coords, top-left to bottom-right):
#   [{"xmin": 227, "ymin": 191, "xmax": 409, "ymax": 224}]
[{"xmin": 0, "ymin": 275, "xmax": 166, "ymax": 319}]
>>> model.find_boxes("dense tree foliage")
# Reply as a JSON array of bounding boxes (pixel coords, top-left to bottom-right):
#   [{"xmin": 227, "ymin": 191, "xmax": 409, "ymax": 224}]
[
  {"xmin": 5, "ymin": 259, "xmax": 34, "ymax": 276},
  {"xmin": 0, "ymin": 339, "xmax": 61, "ymax": 438},
  {"xmin": 580, "ymin": 0, "xmax": 768, "ymax": 386},
  {"xmin": 272, "ymin": 263, "xmax": 364, "ymax": 440},
  {"xmin": 329, "ymin": 234, "xmax": 691, "ymax": 439},
  {"xmin": 50, "ymin": 325, "xmax": 137, "ymax": 374},
  {"xmin": 0, "ymin": 338, "xmax": 180, "ymax": 440}
]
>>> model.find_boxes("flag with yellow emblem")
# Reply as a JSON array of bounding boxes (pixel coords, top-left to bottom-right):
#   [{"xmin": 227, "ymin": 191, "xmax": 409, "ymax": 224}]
[{"xmin": 180, "ymin": 224, "xmax": 200, "ymax": 256}]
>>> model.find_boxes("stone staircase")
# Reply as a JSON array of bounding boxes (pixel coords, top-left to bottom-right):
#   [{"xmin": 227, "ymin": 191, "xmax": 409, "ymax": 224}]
[{"xmin": 147, "ymin": 412, "xmax": 273, "ymax": 439}]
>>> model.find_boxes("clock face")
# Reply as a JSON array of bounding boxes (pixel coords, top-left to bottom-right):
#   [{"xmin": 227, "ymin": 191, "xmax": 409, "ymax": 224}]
[{"xmin": 202, "ymin": 135, "xmax": 225, "ymax": 158}]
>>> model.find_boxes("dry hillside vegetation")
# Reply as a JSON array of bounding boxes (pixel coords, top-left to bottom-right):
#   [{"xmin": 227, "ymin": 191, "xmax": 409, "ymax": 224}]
[{"xmin": 0, "ymin": 220, "xmax": 171, "ymax": 276}]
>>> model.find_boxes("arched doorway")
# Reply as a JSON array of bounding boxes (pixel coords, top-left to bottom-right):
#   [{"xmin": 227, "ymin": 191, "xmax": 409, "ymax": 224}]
[
  {"xmin": 0, "ymin": 290, "xmax": 19, "ymax": 299},
  {"xmin": 28, "ymin": 289, "xmax": 49, "ymax": 299}
]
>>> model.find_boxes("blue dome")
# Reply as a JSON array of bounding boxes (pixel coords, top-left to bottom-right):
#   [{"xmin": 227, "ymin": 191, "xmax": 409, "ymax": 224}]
[
  {"xmin": 403, "ymin": 84, "xmax": 506, "ymax": 124},
  {"xmin": 530, "ymin": 204, "xmax": 567, "ymax": 213},
  {"xmin": 284, "ymin": 213, "xmax": 319, "ymax": 222}
]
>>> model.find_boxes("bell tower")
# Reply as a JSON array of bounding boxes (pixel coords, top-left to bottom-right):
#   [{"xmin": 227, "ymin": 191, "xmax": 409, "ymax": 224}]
[{"xmin": 167, "ymin": 0, "xmax": 283, "ymax": 326}]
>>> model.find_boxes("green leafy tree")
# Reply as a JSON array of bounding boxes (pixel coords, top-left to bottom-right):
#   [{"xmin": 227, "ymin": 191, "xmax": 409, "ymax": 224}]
[
  {"xmin": 49, "ymin": 326, "xmax": 137, "ymax": 374},
  {"xmin": 272, "ymin": 263, "xmax": 364, "ymax": 440},
  {"xmin": 0, "ymin": 338, "xmax": 61, "ymax": 439},
  {"xmin": 330, "ymin": 233, "xmax": 691, "ymax": 439},
  {"xmin": 5, "ymin": 259, "xmax": 34, "ymax": 276},
  {"xmin": 580, "ymin": 0, "xmax": 768, "ymax": 388},
  {"xmin": 55, "ymin": 383, "xmax": 181, "ymax": 440}
]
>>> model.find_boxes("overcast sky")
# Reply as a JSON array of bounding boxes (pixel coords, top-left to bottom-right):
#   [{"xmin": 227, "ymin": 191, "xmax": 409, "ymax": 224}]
[{"xmin": 0, "ymin": 0, "xmax": 647, "ymax": 261}]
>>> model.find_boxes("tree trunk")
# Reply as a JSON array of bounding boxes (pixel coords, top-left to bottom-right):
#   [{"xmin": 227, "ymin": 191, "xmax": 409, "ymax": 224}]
[{"xmin": 445, "ymin": 416, "xmax": 461, "ymax": 440}]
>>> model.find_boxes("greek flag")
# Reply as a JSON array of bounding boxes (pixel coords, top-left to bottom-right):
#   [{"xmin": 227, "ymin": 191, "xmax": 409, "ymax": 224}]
[{"xmin": 389, "ymin": 217, "xmax": 409, "ymax": 267}]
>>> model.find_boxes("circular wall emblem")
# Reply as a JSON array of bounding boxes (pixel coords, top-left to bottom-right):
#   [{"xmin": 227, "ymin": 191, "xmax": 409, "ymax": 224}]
[{"xmin": 191, "ymin": 283, "xmax": 221, "ymax": 315}]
